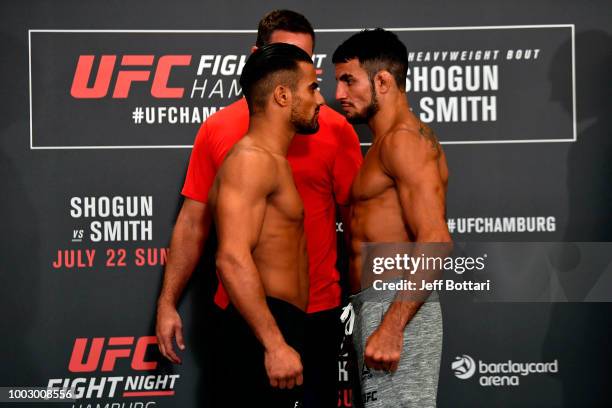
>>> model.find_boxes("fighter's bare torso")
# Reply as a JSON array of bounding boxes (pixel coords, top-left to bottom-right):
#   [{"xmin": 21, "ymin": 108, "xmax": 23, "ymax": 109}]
[
  {"xmin": 208, "ymin": 138, "xmax": 309, "ymax": 310},
  {"xmin": 349, "ymin": 121, "xmax": 449, "ymax": 293}
]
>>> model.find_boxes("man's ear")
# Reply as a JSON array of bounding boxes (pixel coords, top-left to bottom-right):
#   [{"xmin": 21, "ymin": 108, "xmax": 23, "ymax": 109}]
[
  {"xmin": 374, "ymin": 70, "xmax": 394, "ymax": 94},
  {"xmin": 250, "ymin": 45, "xmax": 258, "ymax": 54},
  {"xmin": 273, "ymin": 85, "xmax": 292, "ymax": 107}
]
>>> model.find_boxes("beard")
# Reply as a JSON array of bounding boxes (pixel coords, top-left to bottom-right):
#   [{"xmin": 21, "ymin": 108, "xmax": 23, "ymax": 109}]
[
  {"xmin": 291, "ymin": 99, "xmax": 320, "ymax": 134},
  {"xmin": 346, "ymin": 80, "xmax": 379, "ymax": 124}
]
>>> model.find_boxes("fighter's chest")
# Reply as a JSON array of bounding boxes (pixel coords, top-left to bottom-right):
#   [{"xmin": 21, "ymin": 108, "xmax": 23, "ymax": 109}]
[
  {"xmin": 270, "ymin": 165, "xmax": 305, "ymax": 222},
  {"xmin": 351, "ymin": 148, "xmax": 394, "ymax": 202}
]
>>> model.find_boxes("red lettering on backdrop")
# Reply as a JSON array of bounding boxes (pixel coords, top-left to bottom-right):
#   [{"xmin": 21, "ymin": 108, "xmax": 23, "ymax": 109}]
[
  {"xmin": 70, "ymin": 55, "xmax": 116, "ymax": 98},
  {"xmin": 152, "ymin": 55, "xmax": 192, "ymax": 98},
  {"xmin": 101, "ymin": 336, "xmax": 134, "ymax": 371},
  {"xmin": 132, "ymin": 336, "xmax": 158, "ymax": 370},
  {"xmin": 68, "ymin": 336, "xmax": 159, "ymax": 372},
  {"xmin": 70, "ymin": 55, "xmax": 191, "ymax": 99},
  {"xmin": 112, "ymin": 55, "xmax": 154, "ymax": 98},
  {"xmin": 68, "ymin": 337, "xmax": 105, "ymax": 372}
]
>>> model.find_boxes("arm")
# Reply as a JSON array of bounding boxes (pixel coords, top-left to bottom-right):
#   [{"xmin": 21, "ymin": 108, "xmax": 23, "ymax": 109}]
[
  {"xmin": 365, "ymin": 129, "xmax": 451, "ymax": 372},
  {"xmin": 214, "ymin": 150, "xmax": 303, "ymax": 389},
  {"xmin": 157, "ymin": 121, "xmax": 216, "ymax": 364},
  {"xmin": 156, "ymin": 199, "xmax": 211, "ymax": 364}
]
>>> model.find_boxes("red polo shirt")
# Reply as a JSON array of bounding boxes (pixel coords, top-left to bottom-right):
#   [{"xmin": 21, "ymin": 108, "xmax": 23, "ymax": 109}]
[{"xmin": 182, "ymin": 98, "xmax": 362, "ymax": 313}]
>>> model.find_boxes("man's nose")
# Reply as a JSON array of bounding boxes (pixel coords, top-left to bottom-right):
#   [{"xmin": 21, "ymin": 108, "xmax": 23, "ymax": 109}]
[
  {"xmin": 316, "ymin": 91, "xmax": 325, "ymax": 106},
  {"xmin": 335, "ymin": 84, "xmax": 346, "ymax": 101}
]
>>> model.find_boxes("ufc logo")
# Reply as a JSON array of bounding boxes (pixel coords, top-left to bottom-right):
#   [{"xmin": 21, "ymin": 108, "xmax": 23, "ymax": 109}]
[
  {"xmin": 70, "ymin": 55, "xmax": 192, "ymax": 99},
  {"xmin": 68, "ymin": 336, "xmax": 158, "ymax": 372}
]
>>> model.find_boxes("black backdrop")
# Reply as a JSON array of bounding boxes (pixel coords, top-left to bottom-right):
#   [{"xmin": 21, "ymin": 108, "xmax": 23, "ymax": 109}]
[{"xmin": 2, "ymin": 0, "xmax": 611, "ymax": 406}]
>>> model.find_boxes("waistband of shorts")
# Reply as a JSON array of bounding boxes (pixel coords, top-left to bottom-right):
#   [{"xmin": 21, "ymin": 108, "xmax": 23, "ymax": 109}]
[
  {"xmin": 266, "ymin": 296, "xmax": 307, "ymax": 316},
  {"xmin": 225, "ymin": 296, "xmax": 306, "ymax": 318},
  {"xmin": 349, "ymin": 285, "xmax": 439, "ymax": 307}
]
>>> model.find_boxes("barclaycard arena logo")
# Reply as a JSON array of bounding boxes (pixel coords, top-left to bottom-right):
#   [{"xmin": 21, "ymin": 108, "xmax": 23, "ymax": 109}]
[
  {"xmin": 452, "ymin": 355, "xmax": 476, "ymax": 379},
  {"xmin": 47, "ymin": 336, "xmax": 179, "ymax": 404},
  {"xmin": 452, "ymin": 354, "xmax": 559, "ymax": 386}
]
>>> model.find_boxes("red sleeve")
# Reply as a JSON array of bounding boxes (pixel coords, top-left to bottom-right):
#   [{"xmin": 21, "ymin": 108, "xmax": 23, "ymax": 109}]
[
  {"xmin": 181, "ymin": 121, "xmax": 217, "ymax": 203},
  {"xmin": 333, "ymin": 120, "xmax": 363, "ymax": 205}
]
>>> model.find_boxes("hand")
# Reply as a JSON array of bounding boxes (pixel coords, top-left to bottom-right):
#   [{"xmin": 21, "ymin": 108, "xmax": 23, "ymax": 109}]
[
  {"xmin": 364, "ymin": 325, "xmax": 403, "ymax": 372},
  {"xmin": 264, "ymin": 343, "xmax": 303, "ymax": 389},
  {"xmin": 156, "ymin": 303, "xmax": 185, "ymax": 364}
]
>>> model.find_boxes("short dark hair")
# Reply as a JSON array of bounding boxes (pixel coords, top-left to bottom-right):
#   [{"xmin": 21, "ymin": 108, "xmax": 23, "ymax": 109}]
[
  {"xmin": 239, "ymin": 43, "xmax": 313, "ymax": 114},
  {"xmin": 256, "ymin": 9, "xmax": 315, "ymax": 47},
  {"xmin": 332, "ymin": 28, "xmax": 408, "ymax": 90}
]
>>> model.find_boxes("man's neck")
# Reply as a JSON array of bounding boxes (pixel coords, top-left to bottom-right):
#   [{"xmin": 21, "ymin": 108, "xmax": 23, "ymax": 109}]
[
  {"xmin": 368, "ymin": 94, "xmax": 417, "ymax": 143},
  {"xmin": 248, "ymin": 114, "xmax": 295, "ymax": 156}
]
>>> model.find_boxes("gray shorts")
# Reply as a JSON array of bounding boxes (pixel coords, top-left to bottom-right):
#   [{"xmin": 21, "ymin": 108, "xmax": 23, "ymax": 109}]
[{"xmin": 349, "ymin": 289, "xmax": 443, "ymax": 408}]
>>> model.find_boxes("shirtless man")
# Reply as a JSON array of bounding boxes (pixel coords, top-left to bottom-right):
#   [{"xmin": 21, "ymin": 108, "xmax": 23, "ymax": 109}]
[
  {"xmin": 333, "ymin": 29, "xmax": 452, "ymax": 407},
  {"xmin": 207, "ymin": 43, "xmax": 323, "ymax": 407},
  {"xmin": 156, "ymin": 11, "xmax": 361, "ymax": 407}
]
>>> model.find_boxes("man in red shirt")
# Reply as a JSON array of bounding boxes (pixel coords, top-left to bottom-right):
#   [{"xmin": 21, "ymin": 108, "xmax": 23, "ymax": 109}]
[{"xmin": 156, "ymin": 10, "xmax": 362, "ymax": 407}]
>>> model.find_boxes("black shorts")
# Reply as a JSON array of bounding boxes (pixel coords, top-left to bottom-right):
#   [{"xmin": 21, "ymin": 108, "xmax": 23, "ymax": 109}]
[
  {"xmin": 303, "ymin": 306, "xmax": 343, "ymax": 408},
  {"xmin": 213, "ymin": 297, "xmax": 306, "ymax": 408}
]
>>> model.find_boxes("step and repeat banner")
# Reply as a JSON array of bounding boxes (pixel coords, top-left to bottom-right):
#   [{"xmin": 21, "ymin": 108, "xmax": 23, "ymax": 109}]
[{"xmin": 2, "ymin": 0, "xmax": 612, "ymax": 407}]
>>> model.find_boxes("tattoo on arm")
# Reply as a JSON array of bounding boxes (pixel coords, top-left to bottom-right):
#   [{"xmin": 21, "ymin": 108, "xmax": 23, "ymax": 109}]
[{"xmin": 418, "ymin": 124, "xmax": 441, "ymax": 151}]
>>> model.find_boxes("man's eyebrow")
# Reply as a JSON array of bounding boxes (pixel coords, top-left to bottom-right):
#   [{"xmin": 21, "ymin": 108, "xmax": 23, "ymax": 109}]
[{"xmin": 339, "ymin": 73, "xmax": 353, "ymax": 81}]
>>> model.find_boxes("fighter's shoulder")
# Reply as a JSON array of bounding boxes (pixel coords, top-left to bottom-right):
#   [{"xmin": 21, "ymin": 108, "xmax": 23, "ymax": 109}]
[
  {"xmin": 216, "ymin": 145, "xmax": 277, "ymax": 194},
  {"xmin": 222, "ymin": 142, "xmax": 277, "ymax": 175},
  {"xmin": 381, "ymin": 123, "xmax": 441, "ymax": 161}
]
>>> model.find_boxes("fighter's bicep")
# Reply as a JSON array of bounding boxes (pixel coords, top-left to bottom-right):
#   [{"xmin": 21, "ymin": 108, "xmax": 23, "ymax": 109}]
[
  {"xmin": 382, "ymin": 132, "xmax": 447, "ymax": 234},
  {"xmin": 215, "ymin": 185, "xmax": 267, "ymax": 251},
  {"xmin": 214, "ymin": 152, "xmax": 276, "ymax": 251},
  {"xmin": 396, "ymin": 168, "xmax": 446, "ymax": 223}
]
